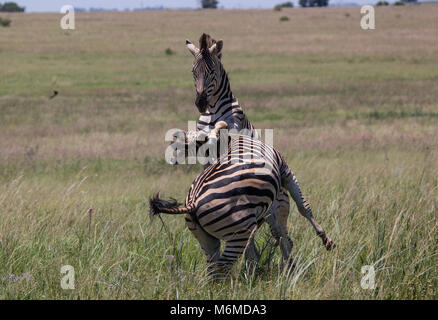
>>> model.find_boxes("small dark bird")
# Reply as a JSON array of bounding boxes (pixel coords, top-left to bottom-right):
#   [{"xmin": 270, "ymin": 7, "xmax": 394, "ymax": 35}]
[{"xmin": 49, "ymin": 90, "xmax": 58, "ymax": 99}]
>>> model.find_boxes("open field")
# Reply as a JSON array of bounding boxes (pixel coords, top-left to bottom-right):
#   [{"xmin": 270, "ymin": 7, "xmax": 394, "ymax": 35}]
[{"xmin": 0, "ymin": 5, "xmax": 437, "ymax": 299}]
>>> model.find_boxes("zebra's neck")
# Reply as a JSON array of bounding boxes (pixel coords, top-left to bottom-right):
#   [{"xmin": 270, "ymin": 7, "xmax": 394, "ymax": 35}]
[
  {"xmin": 206, "ymin": 66, "xmax": 234, "ymax": 115},
  {"xmin": 198, "ymin": 96, "xmax": 240, "ymax": 131},
  {"xmin": 198, "ymin": 66, "xmax": 237, "ymax": 130},
  {"xmin": 197, "ymin": 64, "xmax": 257, "ymax": 138}
]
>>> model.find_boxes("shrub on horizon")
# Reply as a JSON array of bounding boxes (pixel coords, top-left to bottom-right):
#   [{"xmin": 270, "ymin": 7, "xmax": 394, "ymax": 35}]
[{"xmin": 0, "ymin": 16, "xmax": 11, "ymax": 27}]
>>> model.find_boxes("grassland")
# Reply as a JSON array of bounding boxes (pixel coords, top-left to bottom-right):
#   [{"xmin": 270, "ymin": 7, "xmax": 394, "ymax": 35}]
[{"xmin": 0, "ymin": 5, "xmax": 437, "ymax": 299}]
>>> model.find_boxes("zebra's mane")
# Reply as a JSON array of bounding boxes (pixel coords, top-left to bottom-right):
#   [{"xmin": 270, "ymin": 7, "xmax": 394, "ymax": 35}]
[{"xmin": 198, "ymin": 33, "xmax": 222, "ymax": 60}]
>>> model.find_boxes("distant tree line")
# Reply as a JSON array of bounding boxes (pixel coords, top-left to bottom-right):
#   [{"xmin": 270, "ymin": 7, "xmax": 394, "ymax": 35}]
[
  {"xmin": 377, "ymin": 0, "xmax": 417, "ymax": 4},
  {"xmin": 274, "ymin": 2, "xmax": 294, "ymax": 10},
  {"xmin": 200, "ymin": 0, "xmax": 219, "ymax": 9},
  {"xmin": 299, "ymin": 0, "xmax": 329, "ymax": 7},
  {"xmin": 0, "ymin": 2, "xmax": 25, "ymax": 12}
]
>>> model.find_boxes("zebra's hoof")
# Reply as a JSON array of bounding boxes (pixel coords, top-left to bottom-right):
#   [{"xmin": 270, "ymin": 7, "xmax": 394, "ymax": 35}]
[
  {"xmin": 323, "ymin": 237, "xmax": 335, "ymax": 251},
  {"xmin": 287, "ymin": 261, "xmax": 296, "ymax": 272}
]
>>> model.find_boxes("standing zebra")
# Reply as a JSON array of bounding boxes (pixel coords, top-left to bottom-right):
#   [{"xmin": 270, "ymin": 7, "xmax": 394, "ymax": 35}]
[
  {"xmin": 151, "ymin": 122, "xmax": 335, "ymax": 276},
  {"xmin": 183, "ymin": 33, "xmax": 292, "ymax": 261}
]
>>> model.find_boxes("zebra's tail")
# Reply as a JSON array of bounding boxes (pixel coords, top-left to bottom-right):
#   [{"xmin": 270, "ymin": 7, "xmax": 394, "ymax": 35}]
[{"xmin": 149, "ymin": 193, "xmax": 193, "ymax": 217}]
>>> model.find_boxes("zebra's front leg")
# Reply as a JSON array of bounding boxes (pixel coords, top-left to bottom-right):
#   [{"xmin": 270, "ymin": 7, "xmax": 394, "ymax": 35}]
[{"xmin": 169, "ymin": 129, "xmax": 203, "ymax": 165}]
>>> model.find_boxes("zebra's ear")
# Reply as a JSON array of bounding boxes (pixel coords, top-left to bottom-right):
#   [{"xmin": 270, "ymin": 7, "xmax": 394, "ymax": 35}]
[
  {"xmin": 186, "ymin": 39, "xmax": 199, "ymax": 57},
  {"xmin": 209, "ymin": 40, "xmax": 223, "ymax": 58}
]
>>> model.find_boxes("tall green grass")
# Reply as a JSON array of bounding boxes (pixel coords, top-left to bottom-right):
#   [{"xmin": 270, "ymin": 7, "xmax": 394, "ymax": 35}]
[{"xmin": 1, "ymin": 148, "xmax": 436, "ymax": 299}]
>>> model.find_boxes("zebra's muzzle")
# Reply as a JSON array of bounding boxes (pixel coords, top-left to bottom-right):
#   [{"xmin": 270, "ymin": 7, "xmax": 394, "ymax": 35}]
[{"xmin": 195, "ymin": 92, "xmax": 208, "ymax": 113}]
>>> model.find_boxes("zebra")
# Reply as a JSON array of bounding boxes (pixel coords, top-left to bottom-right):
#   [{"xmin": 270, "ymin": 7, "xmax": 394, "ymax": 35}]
[
  {"xmin": 185, "ymin": 33, "xmax": 257, "ymax": 139},
  {"xmin": 151, "ymin": 122, "xmax": 335, "ymax": 276},
  {"xmin": 182, "ymin": 33, "xmax": 292, "ymax": 262}
]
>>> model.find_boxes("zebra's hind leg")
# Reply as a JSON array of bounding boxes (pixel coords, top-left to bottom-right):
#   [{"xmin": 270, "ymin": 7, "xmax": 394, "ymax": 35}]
[
  {"xmin": 285, "ymin": 173, "xmax": 335, "ymax": 250},
  {"xmin": 245, "ymin": 237, "xmax": 260, "ymax": 263},
  {"xmin": 266, "ymin": 204, "xmax": 294, "ymax": 269},
  {"xmin": 184, "ymin": 214, "xmax": 221, "ymax": 277},
  {"xmin": 265, "ymin": 193, "xmax": 293, "ymax": 260},
  {"xmin": 275, "ymin": 189, "xmax": 294, "ymax": 262},
  {"xmin": 244, "ymin": 237, "xmax": 260, "ymax": 274},
  {"xmin": 216, "ymin": 224, "xmax": 258, "ymax": 277}
]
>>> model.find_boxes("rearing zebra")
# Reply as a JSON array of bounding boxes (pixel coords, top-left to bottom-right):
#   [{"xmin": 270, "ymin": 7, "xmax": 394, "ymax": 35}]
[
  {"xmin": 183, "ymin": 33, "xmax": 292, "ymax": 261},
  {"xmin": 151, "ymin": 122, "xmax": 335, "ymax": 276},
  {"xmin": 186, "ymin": 33, "xmax": 257, "ymax": 138}
]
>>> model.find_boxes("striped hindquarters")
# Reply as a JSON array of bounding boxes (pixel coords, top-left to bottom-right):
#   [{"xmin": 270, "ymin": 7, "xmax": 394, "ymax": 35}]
[{"xmin": 186, "ymin": 135, "xmax": 282, "ymax": 240}]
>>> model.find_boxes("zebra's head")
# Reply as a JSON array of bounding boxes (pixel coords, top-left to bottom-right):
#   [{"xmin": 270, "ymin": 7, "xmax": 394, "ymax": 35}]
[{"xmin": 186, "ymin": 33, "xmax": 223, "ymax": 113}]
